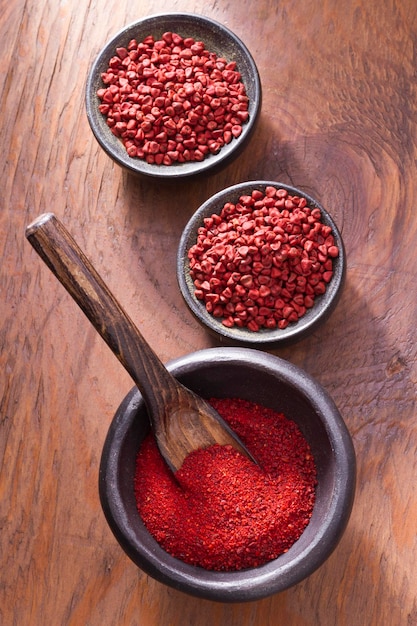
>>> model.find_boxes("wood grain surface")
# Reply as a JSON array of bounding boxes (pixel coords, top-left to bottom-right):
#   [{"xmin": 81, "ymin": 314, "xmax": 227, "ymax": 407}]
[{"xmin": 1, "ymin": 0, "xmax": 417, "ymax": 624}]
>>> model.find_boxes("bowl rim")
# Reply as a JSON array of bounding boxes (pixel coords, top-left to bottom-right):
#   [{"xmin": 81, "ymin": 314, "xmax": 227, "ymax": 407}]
[
  {"xmin": 177, "ymin": 180, "xmax": 346, "ymax": 347},
  {"xmin": 85, "ymin": 12, "xmax": 262, "ymax": 178},
  {"xmin": 99, "ymin": 347, "xmax": 356, "ymax": 602}
]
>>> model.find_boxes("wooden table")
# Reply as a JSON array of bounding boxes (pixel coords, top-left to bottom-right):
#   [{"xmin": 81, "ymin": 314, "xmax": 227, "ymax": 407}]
[{"xmin": 2, "ymin": 1, "xmax": 416, "ymax": 624}]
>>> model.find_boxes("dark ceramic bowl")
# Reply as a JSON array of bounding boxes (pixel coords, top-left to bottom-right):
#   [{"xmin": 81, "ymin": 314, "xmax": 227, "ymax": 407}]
[
  {"xmin": 99, "ymin": 347, "xmax": 356, "ymax": 602},
  {"xmin": 85, "ymin": 13, "xmax": 261, "ymax": 178},
  {"xmin": 177, "ymin": 181, "xmax": 346, "ymax": 347}
]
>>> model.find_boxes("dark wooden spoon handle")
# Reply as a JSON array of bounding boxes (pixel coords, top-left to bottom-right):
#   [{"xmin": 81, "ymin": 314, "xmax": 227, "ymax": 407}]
[
  {"xmin": 26, "ymin": 213, "xmax": 255, "ymax": 471},
  {"xmin": 25, "ymin": 213, "xmax": 179, "ymax": 421}
]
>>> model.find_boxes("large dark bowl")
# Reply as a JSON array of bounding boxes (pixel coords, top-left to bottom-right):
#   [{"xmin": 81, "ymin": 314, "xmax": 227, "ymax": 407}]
[
  {"xmin": 99, "ymin": 347, "xmax": 355, "ymax": 602},
  {"xmin": 85, "ymin": 13, "xmax": 261, "ymax": 178},
  {"xmin": 177, "ymin": 181, "xmax": 346, "ymax": 347}
]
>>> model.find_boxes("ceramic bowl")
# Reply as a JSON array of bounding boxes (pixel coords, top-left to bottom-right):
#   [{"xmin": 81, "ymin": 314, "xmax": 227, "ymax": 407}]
[
  {"xmin": 99, "ymin": 347, "xmax": 356, "ymax": 602},
  {"xmin": 85, "ymin": 13, "xmax": 261, "ymax": 178},
  {"xmin": 177, "ymin": 181, "xmax": 346, "ymax": 347}
]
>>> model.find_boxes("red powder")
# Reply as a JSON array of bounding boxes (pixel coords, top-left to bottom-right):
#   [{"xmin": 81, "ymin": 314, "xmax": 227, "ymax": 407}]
[{"xmin": 134, "ymin": 398, "xmax": 317, "ymax": 571}]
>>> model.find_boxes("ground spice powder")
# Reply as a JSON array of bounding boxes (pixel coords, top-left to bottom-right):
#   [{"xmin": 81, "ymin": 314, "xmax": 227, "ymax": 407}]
[{"xmin": 134, "ymin": 397, "xmax": 317, "ymax": 571}]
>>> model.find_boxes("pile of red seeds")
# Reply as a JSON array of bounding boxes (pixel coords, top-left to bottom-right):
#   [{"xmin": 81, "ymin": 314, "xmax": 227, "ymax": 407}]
[
  {"xmin": 188, "ymin": 186, "xmax": 339, "ymax": 331},
  {"xmin": 97, "ymin": 32, "xmax": 249, "ymax": 165},
  {"xmin": 134, "ymin": 397, "xmax": 317, "ymax": 571}
]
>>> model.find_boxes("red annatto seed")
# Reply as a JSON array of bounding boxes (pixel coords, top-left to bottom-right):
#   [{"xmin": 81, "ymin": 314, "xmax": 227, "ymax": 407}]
[
  {"xmin": 97, "ymin": 33, "xmax": 250, "ymax": 165},
  {"xmin": 327, "ymin": 245, "xmax": 339, "ymax": 258},
  {"xmin": 188, "ymin": 187, "xmax": 338, "ymax": 331}
]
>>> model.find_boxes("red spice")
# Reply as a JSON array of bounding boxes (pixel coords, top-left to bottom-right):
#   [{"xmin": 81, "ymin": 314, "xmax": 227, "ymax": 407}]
[
  {"xmin": 134, "ymin": 398, "xmax": 317, "ymax": 571},
  {"xmin": 187, "ymin": 186, "xmax": 339, "ymax": 331},
  {"xmin": 97, "ymin": 32, "xmax": 249, "ymax": 164}
]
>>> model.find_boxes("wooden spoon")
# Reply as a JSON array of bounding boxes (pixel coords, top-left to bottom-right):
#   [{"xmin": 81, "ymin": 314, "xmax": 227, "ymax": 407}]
[{"xmin": 26, "ymin": 213, "xmax": 255, "ymax": 472}]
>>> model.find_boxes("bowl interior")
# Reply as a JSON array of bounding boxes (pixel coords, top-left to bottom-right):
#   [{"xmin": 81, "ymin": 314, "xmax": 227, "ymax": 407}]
[
  {"xmin": 177, "ymin": 181, "xmax": 346, "ymax": 346},
  {"xmin": 85, "ymin": 13, "xmax": 261, "ymax": 178},
  {"xmin": 99, "ymin": 348, "xmax": 355, "ymax": 602}
]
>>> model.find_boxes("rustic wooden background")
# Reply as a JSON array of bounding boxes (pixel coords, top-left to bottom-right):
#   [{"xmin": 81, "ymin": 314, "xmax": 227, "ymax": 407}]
[{"xmin": 1, "ymin": 0, "xmax": 417, "ymax": 624}]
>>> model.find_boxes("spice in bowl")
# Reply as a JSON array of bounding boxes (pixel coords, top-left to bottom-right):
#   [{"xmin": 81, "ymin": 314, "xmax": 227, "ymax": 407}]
[
  {"xmin": 96, "ymin": 31, "xmax": 250, "ymax": 166},
  {"xmin": 188, "ymin": 186, "xmax": 338, "ymax": 332},
  {"xmin": 178, "ymin": 181, "xmax": 346, "ymax": 346},
  {"xmin": 86, "ymin": 14, "xmax": 261, "ymax": 178},
  {"xmin": 134, "ymin": 397, "xmax": 317, "ymax": 571},
  {"xmin": 100, "ymin": 348, "xmax": 356, "ymax": 601}
]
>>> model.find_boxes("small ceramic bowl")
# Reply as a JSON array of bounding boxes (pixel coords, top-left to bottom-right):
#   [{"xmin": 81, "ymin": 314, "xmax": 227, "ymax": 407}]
[
  {"xmin": 177, "ymin": 181, "xmax": 346, "ymax": 347},
  {"xmin": 99, "ymin": 347, "xmax": 356, "ymax": 602},
  {"xmin": 85, "ymin": 13, "xmax": 261, "ymax": 178}
]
